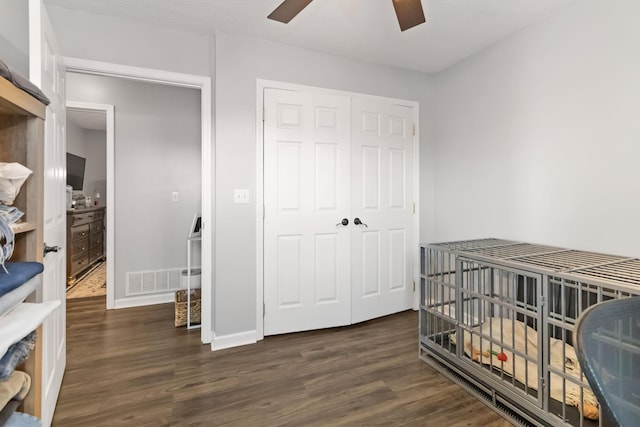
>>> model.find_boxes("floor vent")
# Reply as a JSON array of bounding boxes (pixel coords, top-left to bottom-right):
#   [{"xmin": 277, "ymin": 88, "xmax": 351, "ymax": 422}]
[{"xmin": 126, "ymin": 268, "xmax": 182, "ymax": 296}]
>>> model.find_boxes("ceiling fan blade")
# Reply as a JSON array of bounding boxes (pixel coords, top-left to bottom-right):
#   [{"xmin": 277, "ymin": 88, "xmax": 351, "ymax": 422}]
[
  {"xmin": 392, "ymin": 0, "xmax": 426, "ymax": 31},
  {"xmin": 268, "ymin": 0, "xmax": 314, "ymax": 24}
]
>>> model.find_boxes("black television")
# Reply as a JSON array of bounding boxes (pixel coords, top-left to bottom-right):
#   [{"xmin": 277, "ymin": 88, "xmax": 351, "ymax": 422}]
[{"xmin": 66, "ymin": 153, "xmax": 86, "ymax": 191}]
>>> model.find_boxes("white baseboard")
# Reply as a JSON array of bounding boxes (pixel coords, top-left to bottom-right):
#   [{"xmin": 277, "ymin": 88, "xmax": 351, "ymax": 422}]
[
  {"xmin": 113, "ymin": 292, "xmax": 174, "ymax": 309},
  {"xmin": 211, "ymin": 330, "xmax": 257, "ymax": 351}
]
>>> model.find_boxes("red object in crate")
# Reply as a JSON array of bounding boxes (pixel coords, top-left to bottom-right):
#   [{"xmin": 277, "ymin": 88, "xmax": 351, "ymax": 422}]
[{"xmin": 487, "ymin": 349, "xmax": 508, "ymax": 362}]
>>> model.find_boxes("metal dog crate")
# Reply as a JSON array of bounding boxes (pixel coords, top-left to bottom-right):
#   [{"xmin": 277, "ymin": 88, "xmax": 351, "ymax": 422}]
[{"xmin": 419, "ymin": 238, "xmax": 640, "ymax": 427}]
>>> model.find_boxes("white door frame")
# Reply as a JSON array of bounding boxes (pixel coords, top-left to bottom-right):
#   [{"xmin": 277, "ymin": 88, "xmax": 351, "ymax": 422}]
[
  {"xmin": 64, "ymin": 57, "xmax": 213, "ymax": 344},
  {"xmin": 256, "ymin": 79, "xmax": 420, "ymax": 341},
  {"xmin": 65, "ymin": 101, "xmax": 115, "ymax": 309}
]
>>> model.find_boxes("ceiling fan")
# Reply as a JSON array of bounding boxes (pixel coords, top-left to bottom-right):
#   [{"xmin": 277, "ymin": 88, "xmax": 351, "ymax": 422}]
[{"xmin": 268, "ymin": 0, "xmax": 426, "ymax": 32}]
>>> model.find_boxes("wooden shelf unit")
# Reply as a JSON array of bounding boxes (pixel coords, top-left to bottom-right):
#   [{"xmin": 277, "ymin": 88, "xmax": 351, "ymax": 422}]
[
  {"xmin": 0, "ymin": 76, "xmax": 46, "ymax": 420},
  {"xmin": 10, "ymin": 222, "xmax": 38, "ymax": 234}
]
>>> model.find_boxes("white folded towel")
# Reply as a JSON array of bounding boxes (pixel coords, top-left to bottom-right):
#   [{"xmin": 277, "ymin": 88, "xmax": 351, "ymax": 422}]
[{"xmin": 0, "ymin": 301, "xmax": 60, "ymax": 358}]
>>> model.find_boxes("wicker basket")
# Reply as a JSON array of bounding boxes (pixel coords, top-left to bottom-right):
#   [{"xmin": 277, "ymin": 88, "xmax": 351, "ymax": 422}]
[{"xmin": 174, "ymin": 289, "xmax": 201, "ymax": 327}]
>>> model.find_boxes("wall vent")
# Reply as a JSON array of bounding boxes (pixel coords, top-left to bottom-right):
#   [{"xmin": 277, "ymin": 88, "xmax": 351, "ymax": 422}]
[{"xmin": 126, "ymin": 268, "xmax": 183, "ymax": 296}]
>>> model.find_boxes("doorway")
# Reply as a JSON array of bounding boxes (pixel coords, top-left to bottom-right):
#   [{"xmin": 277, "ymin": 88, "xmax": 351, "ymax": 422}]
[
  {"xmin": 65, "ymin": 103, "xmax": 113, "ymax": 305},
  {"xmin": 63, "ymin": 58, "xmax": 212, "ymax": 344},
  {"xmin": 260, "ymin": 83, "xmax": 420, "ymax": 337}
]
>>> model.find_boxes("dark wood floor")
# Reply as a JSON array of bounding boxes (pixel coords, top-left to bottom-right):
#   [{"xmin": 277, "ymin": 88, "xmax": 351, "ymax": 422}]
[{"xmin": 53, "ymin": 298, "xmax": 513, "ymax": 426}]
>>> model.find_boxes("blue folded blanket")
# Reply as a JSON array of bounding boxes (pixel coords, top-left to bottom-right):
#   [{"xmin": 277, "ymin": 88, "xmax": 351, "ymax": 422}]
[
  {"xmin": 0, "ymin": 263, "xmax": 44, "ymax": 298},
  {"xmin": 4, "ymin": 412, "xmax": 42, "ymax": 427},
  {"xmin": 0, "ymin": 331, "xmax": 36, "ymax": 380},
  {"xmin": 0, "ymin": 204, "xmax": 23, "ymax": 225}
]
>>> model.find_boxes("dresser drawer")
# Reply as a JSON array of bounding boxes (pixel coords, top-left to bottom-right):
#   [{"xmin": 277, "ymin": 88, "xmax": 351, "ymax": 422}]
[
  {"xmin": 89, "ymin": 247, "xmax": 104, "ymax": 264},
  {"xmin": 70, "ymin": 224, "xmax": 90, "ymax": 241},
  {"xmin": 70, "ymin": 212, "xmax": 97, "ymax": 226},
  {"xmin": 90, "ymin": 234, "xmax": 103, "ymax": 249},
  {"xmin": 72, "ymin": 237, "xmax": 89, "ymax": 255},
  {"xmin": 90, "ymin": 221, "xmax": 103, "ymax": 234},
  {"xmin": 70, "ymin": 252, "xmax": 89, "ymax": 276}
]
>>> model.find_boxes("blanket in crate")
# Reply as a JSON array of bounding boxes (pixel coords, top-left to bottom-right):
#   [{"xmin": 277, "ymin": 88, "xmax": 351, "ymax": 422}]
[{"xmin": 450, "ymin": 318, "xmax": 599, "ymax": 420}]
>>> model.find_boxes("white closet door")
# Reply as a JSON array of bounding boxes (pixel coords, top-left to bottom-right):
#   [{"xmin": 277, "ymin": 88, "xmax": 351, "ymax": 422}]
[
  {"xmin": 263, "ymin": 88, "xmax": 352, "ymax": 335},
  {"xmin": 29, "ymin": 1, "xmax": 66, "ymax": 425},
  {"xmin": 350, "ymin": 97, "xmax": 414, "ymax": 323}
]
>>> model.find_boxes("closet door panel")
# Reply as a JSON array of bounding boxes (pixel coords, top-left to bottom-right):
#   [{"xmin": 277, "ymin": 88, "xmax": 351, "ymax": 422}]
[
  {"xmin": 351, "ymin": 97, "xmax": 414, "ymax": 323},
  {"xmin": 263, "ymin": 88, "xmax": 351, "ymax": 336}
]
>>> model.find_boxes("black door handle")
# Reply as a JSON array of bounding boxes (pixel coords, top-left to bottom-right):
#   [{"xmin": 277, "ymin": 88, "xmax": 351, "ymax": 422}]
[
  {"xmin": 336, "ymin": 218, "xmax": 349, "ymax": 226},
  {"xmin": 43, "ymin": 243, "xmax": 61, "ymax": 257},
  {"xmin": 354, "ymin": 218, "xmax": 368, "ymax": 227}
]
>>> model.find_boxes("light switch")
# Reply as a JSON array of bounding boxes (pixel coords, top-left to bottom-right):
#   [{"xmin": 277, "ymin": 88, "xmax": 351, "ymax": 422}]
[
  {"xmin": 171, "ymin": 192, "xmax": 179, "ymax": 202},
  {"xmin": 234, "ymin": 189, "xmax": 249, "ymax": 204}
]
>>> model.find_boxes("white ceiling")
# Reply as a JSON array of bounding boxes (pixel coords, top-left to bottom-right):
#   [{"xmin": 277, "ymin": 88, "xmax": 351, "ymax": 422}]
[
  {"xmin": 67, "ymin": 109, "xmax": 106, "ymax": 131},
  {"xmin": 44, "ymin": 0, "xmax": 575, "ymax": 74}
]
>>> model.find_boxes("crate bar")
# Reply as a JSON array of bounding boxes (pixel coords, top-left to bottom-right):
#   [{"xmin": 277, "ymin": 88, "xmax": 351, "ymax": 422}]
[
  {"xmin": 570, "ymin": 259, "xmax": 640, "ymax": 287},
  {"xmin": 564, "ymin": 258, "xmax": 634, "ymax": 274},
  {"xmin": 511, "ymin": 250, "xmax": 629, "ymax": 272},
  {"xmin": 553, "ymin": 271, "xmax": 640, "ymax": 297},
  {"xmin": 467, "ymin": 244, "xmax": 568, "ymax": 260},
  {"xmin": 429, "ymin": 238, "xmax": 520, "ymax": 251},
  {"xmin": 421, "ymin": 350, "xmax": 576, "ymax": 427}
]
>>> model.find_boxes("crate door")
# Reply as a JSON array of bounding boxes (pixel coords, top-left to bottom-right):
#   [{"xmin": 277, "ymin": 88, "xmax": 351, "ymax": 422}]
[{"xmin": 457, "ymin": 258, "xmax": 544, "ymax": 409}]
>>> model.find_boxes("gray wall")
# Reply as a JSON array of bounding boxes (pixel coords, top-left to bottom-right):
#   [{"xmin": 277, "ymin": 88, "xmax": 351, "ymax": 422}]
[
  {"xmin": 47, "ymin": 6, "xmax": 210, "ymax": 76},
  {"xmin": 66, "ymin": 124, "xmax": 106, "ymax": 198},
  {"xmin": 214, "ymin": 32, "xmax": 435, "ymax": 337},
  {"xmin": 432, "ymin": 0, "xmax": 640, "ymax": 257},
  {"xmin": 84, "ymin": 129, "xmax": 107, "ymax": 201},
  {"xmin": 66, "ymin": 120, "xmax": 86, "ymax": 157},
  {"xmin": 67, "ymin": 72, "xmax": 201, "ymax": 301},
  {"xmin": 0, "ymin": 0, "xmax": 29, "ymax": 76}
]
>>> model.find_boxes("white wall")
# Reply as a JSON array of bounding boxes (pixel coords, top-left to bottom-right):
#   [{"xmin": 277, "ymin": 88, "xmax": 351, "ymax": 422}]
[
  {"xmin": 214, "ymin": 32, "xmax": 435, "ymax": 338},
  {"xmin": 46, "ymin": 5, "xmax": 210, "ymax": 76},
  {"xmin": 433, "ymin": 0, "xmax": 640, "ymax": 257},
  {"xmin": 66, "ymin": 72, "xmax": 202, "ymax": 301},
  {"xmin": 0, "ymin": 0, "xmax": 29, "ymax": 76}
]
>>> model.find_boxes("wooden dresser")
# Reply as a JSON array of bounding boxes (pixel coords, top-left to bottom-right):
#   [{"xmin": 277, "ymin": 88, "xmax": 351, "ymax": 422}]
[{"xmin": 66, "ymin": 206, "xmax": 105, "ymax": 285}]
